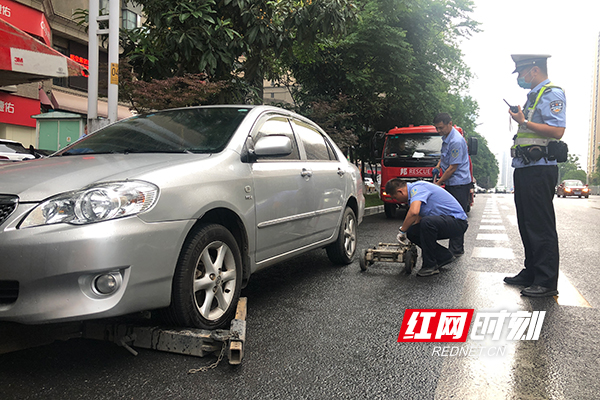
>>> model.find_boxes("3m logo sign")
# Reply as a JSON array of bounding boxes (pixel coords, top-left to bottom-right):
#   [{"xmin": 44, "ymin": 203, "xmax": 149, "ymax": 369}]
[{"xmin": 398, "ymin": 309, "xmax": 474, "ymax": 342}]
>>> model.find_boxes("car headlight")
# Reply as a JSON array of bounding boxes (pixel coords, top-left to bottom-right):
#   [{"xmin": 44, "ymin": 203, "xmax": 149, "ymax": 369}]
[{"xmin": 20, "ymin": 181, "xmax": 159, "ymax": 228}]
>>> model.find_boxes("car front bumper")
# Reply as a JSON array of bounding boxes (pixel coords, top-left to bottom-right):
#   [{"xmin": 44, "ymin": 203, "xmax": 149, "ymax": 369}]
[{"xmin": 0, "ymin": 204, "xmax": 192, "ymax": 324}]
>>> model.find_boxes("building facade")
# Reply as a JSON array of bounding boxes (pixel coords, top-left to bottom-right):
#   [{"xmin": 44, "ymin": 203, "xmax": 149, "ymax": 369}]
[
  {"xmin": 588, "ymin": 32, "xmax": 600, "ymax": 177},
  {"xmin": 0, "ymin": 0, "xmax": 138, "ymax": 151}
]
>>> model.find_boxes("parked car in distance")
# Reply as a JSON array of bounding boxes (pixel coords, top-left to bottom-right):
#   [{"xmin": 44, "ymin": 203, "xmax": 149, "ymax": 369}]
[
  {"xmin": 0, "ymin": 139, "xmax": 36, "ymax": 162},
  {"xmin": 0, "ymin": 105, "xmax": 365, "ymax": 330},
  {"xmin": 556, "ymin": 179, "xmax": 589, "ymax": 198},
  {"xmin": 363, "ymin": 177, "xmax": 376, "ymax": 193}
]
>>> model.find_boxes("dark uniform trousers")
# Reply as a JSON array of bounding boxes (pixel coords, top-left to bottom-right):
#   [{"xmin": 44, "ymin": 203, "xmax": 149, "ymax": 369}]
[
  {"xmin": 513, "ymin": 165, "xmax": 559, "ymax": 289},
  {"xmin": 445, "ymin": 184, "xmax": 471, "ymax": 254},
  {"xmin": 407, "ymin": 215, "xmax": 468, "ymax": 269}
]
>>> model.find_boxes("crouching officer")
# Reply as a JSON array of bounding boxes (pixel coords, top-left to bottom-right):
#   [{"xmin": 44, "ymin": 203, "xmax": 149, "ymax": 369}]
[
  {"xmin": 504, "ymin": 54, "xmax": 566, "ymax": 297},
  {"xmin": 386, "ymin": 178, "xmax": 468, "ymax": 277}
]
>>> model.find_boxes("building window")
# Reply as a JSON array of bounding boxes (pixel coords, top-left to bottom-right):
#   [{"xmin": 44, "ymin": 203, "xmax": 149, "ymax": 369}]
[
  {"xmin": 52, "ymin": 45, "xmax": 68, "ymax": 88},
  {"xmin": 122, "ymin": 10, "xmax": 138, "ymax": 30}
]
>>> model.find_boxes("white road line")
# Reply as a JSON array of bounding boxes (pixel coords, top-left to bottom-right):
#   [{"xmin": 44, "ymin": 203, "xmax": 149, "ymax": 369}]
[
  {"xmin": 479, "ymin": 225, "xmax": 506, "ymax": 230},
  {"xmin": 471, "ymin": 247, "xmax": 515, "ymax": 259},
  {"xmin": 476, "ymin": 233, "xmax": 509, "ymax": 241}
]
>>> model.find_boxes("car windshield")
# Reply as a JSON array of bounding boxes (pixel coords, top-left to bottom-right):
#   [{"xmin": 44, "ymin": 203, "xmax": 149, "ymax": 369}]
[
  {"xmin": 0, "ymin": 143, "xmax": 28, "ymax": 154},
  {"xmin": 384, "ymin": 134, "xmax": 442, "ymax": 158},
  {"xmin": 564, "ymin": 180, "xmax": 584, "ymax": 186},
  {"xmin": 56, "ymin": 107, "xmax": 251, "ymax": 156}
]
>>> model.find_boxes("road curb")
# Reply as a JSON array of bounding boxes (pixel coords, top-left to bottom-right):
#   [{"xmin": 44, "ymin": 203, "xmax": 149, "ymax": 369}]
[{"xmin": 364, "ymin": 205, "xmax": 384, "ymax": 217}]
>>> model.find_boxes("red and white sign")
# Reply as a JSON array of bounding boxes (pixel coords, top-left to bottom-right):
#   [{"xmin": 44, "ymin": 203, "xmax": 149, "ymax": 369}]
[
  {"xmin": 0, "ymin": 0, "xmax": 51, "ymax": 46},
  {"xmin": 0, "ymin": 92, "xmax": 38, "ymax": 127},
  {"xmin": 0, "ymin": 18, "xmax": 87, "ymax": 86},
  {"xmin": 398, "ymin": 309, "xmax": 546, "ymax": 343},
  {"xmin": 396, "ymin": 167, "xmax": 434, "ymax": 177},
  {"xmin": 11, "ymin": 47, "xmax": 68, "ymax": 78},
  {"xmin": 398, "ymin": 309, "xmax": 474, "ymax": 342}
]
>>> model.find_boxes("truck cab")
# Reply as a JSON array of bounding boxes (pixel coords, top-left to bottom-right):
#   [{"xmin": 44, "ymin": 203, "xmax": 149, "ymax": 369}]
[{"xmin": 374, "ymin": 125, "xmax": 477, "ymax": 218}]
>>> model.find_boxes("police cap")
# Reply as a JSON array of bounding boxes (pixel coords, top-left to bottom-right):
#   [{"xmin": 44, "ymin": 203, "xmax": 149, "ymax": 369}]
[{"xmin": 511, "ymin": 54, "xmax": 551, "ymax": 73}]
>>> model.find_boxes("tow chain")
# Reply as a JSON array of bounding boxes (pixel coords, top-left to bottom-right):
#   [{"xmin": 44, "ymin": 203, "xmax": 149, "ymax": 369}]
[{"xmin": 187, "ymin": 335, "xmax": 230, "ymax": 374}]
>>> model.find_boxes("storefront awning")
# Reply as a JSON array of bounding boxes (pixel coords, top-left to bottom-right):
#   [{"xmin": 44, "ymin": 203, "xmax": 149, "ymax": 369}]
[
  {"xmin": 51, "ymin": 90, "xmax": 134, "ymax": 121},
  {"xmin": 0, "ymin": 18, "xmax": 88, "ymax": 86}
]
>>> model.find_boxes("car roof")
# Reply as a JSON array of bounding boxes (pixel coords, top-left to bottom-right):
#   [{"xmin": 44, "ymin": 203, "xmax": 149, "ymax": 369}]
[{"xmin": 0, "ymin": 139, "xmax": 22, "ymax": 144}]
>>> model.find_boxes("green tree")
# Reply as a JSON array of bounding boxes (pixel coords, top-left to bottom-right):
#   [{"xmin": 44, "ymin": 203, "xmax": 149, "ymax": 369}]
[
  {"xmin": 282, "ymin": 0, "xmax": 500, "ymax": 184},
  {"xmin": 119, "ymin": 0, "xmax": 357, "ymax": 103},
  {"xmin": 559, "ymin": 154, "xmax": 586, "ymax": 183}
]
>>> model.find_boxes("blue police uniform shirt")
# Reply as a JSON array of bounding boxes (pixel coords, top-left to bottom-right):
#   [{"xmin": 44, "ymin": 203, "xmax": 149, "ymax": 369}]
[
  {"xmin": 512, "ymin": 78, "xmax": 567, "ymax": 169},
  {"xmin": 440, "ymin": 127, "xmax": 471, "ymax": 185},
  {"xmin": 407, "ymin": 181, "xmax": 467, "ymax": 221}
]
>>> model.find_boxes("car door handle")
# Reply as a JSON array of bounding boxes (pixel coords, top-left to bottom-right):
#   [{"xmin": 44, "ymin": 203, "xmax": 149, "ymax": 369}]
[
  {"xmin": 337, "ymin": 168, "xmax": 345, "ymax": 176},
  {"xmin": 301, "ymin": 168, "xmax": 313, "ymax": 178}
]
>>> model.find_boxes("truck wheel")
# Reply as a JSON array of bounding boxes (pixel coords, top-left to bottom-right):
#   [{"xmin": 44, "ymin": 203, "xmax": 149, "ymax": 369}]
[
  {"xmin": 165, "ymin": 224, "xmax": 242, "ymax": 329},
  {"xmin": 326, "ymin": 207, "xmax": 357, "ymax": 264},
  {"xmin": 384, "ymin": 203, "xmax": 396, "ymax": 218}
]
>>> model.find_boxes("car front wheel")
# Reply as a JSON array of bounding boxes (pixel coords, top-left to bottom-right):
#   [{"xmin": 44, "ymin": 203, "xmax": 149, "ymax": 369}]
[
  {"xmin": 165, "ymin": 224, "xmax": 242, "ymax": 329},
  {"xmin": 326, "ymin": 207, "xmax": 357, "ymax": 264}
]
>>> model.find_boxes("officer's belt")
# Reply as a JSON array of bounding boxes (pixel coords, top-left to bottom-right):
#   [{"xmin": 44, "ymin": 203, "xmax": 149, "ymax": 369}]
[{"xmin": 513, "ymin": 137, "xmax": 552, "ymax": 147}]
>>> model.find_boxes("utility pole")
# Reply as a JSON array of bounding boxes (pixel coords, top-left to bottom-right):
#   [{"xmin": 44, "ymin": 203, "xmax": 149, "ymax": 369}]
[{"xmin": 87, "ymin": 0, "xmax": 119, "ymax": 133}]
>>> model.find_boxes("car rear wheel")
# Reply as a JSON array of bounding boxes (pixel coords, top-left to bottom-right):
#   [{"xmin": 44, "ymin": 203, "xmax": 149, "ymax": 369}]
[
  {"xmin": 326, "ymin": 207, "xmax": 357, "ymax": 264},
  {"xmin": 165, "ymin": 224, "xmax": 242, "ymax": 329}
]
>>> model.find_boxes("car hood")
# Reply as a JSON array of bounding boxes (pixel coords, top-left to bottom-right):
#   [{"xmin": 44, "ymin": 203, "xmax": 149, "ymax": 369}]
[{"xmin": 0, "ymin": 153, "xmax": 213, "ymax": 202}]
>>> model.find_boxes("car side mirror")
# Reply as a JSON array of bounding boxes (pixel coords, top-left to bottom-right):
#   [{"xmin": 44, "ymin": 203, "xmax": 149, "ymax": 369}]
[
  {"xmin": 468, "ymin": 137, "xmax": 478, "ymax": 156},
  {"xmin": 254, "ymin": 135, "xmax": 292, "ymax": 157}
]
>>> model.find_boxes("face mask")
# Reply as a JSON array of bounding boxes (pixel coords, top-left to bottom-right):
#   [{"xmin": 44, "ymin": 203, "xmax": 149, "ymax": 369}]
[{"xmin": 517, "ymin": 69, "xmax": 533, "ymax": 89}]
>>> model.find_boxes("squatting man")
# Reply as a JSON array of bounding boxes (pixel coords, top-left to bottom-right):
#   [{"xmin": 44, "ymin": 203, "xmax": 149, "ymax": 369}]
[{"xmin": 385, "ymin": 178, "xmax": 468, "ymax": 277}]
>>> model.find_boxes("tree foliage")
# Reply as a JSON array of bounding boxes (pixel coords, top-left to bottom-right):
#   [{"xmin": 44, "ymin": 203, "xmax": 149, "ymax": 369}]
[
  {"xmin": 121, "ymin": 0, "xmax": 357, "ymax": 98},
  {"xmin": 559, "ymin": 154, "xmax": 587, "ymax": 183}
]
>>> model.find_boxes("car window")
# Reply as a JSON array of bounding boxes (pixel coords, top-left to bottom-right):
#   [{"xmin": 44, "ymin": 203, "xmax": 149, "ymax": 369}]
[
  {"xmin": 0, "ymin": 143, "xmax": 28, "ymax": 154},
  {"xmin": 292, "ymin": 120, "xmax": 337, "ymax": 161},
  {"xmin": 384, "ymin": 134, "xmax": 442, "ymax": 158},
  {"xmin": 564, "ymin": 180, "xmax": 583, "ymax": 186},
  {"xmin": 56, "ymin": 108, "xmax": 251, "ymax": 155},
  {"xmin": 252, "ymin": 116, "xmax": 300, "ymax": 160}
]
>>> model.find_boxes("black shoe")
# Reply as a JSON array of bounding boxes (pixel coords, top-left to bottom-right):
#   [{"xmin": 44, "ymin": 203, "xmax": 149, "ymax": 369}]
[
  {"xmin": 438, "ymin": 256, "xmax": 456, "ymax": 268},
  {"xmin": 452, "ymin": 251, "xmax": 464, "ymax": 257},
  {"xmin": 417, "ymin": 267, "xmax": 440, "ymax": 277},
  {"xmin": 503, "ymin": 275, "xmax": 533, "ymax": 286},
  {"xmin": 521, "ymin": 285, "xmax": 558, "ymax": 298}
]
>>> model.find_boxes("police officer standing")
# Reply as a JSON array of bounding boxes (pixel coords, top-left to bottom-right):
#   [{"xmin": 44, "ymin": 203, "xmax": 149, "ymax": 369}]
[
  {"xmin": 432, "ymin": 112, "xmax": 471, "ymax": 257},
  {"xmin": 504, "ymin": 54, "xmax": 566, "ymax": 297},
  {"xmin": 386, "ymin": 178, "xmax": 468, "ymax": 277}
]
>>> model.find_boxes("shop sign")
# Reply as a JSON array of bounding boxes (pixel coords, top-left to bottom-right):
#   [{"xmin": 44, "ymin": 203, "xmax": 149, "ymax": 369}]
[{"xmin": 0, "ymin": 92, "xmax": 38, "ymax": 128}]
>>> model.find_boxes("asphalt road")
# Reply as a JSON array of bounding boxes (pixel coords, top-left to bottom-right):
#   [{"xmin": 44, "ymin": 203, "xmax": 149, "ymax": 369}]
[{"xmin": 1, "ymin": 193, "xmax": 599, "ymax": 400}]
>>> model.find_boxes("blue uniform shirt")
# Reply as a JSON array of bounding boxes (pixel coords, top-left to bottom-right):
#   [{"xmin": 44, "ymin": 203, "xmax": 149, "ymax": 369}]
[
  {"xmin": 512, "ymin": 78, "xmax": 567, "ymax": 169},
  {"xmin": 440, "ymin": 127, "xmax": 471, "ymax": 185},
  {"xmin": 407, "ymin": 181, "xmax": 467, "ymax": 221}
]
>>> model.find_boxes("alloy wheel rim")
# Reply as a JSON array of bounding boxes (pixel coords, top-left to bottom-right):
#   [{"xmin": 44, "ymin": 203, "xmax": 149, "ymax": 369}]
[{"xmin": 192, "ymin": 240, "xmax": 237, "ymax": 320}]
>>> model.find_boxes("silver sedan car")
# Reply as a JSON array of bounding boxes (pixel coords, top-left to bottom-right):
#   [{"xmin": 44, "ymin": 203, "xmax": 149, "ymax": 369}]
[{"xmin": 0, "ymin": 105, "xmax": 364, "ymax": 329}]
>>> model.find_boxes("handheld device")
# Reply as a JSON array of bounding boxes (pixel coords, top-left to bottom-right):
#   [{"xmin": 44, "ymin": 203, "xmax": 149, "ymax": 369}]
[{"xmin": 504, "ymin": 99, "xmax": 519, "ymax": 113}]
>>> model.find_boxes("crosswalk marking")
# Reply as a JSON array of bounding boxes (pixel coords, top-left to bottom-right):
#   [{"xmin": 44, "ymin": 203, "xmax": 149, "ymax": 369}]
[
  {"xmin": 471, "ymin": 247, "xmax": 514, "ymax": 259},
  {"xmin": 471, "ymin": 195, "xmax": 590, "ymax": 308},
  {"xmin": 476, "ymin": 233, "xmax": 509, "ymax": 241},
  {"xmin": 479, "ymin": 225, "xmax": 505, "ymax": 230}
]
